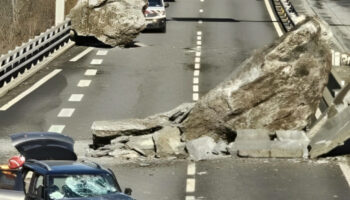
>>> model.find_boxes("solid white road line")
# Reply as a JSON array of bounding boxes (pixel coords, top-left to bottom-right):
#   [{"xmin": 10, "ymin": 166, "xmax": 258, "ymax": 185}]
[
  {"xmin": 68, "ymin": 94, "xmax": 84, "ymax": 102},
  {"xmin": 77, "ymin": 80, "xmax": 92, "ymax": 87},
  {"xmin": 0, "ymin": 69, "xmax": 62, "ymax": 111},
  {"xmin": 70, "ymin": 47, "xmax": 94, "ymax": 62},
  {"xmin": 194, "ymin": 63, "xmax": 200, "ymax": 69},
  {"xmin": 186, "ymin": 178, "xmax": 196, "ymax": 193},
  {"xmin": 339, "ymin": 162, "xmax": 350, "ymax": 188},
  {"xmin": 96, "ymin": 50, "xmax": 108, "ymax": 56},
  {"xmin": 264, "ymin": 0, "xmax": 284, "ymax": 37},
  {"xmin": 187, "ymin": 163, "xmax": 196, "ymax": 176},
  {"xmin": 58, "ymin": 108, "xmax": 75, "ymax": 117},
  {"xmin": 90, "ymin": 59, "xmax": 103, "ymax": 65},
  {"xmin": 85, "ymin": 69, "xmax": 98, "ymax": 76},
  {"xmin": 48, "ymin": 125, "xmax": 65, "ymax": 133}
]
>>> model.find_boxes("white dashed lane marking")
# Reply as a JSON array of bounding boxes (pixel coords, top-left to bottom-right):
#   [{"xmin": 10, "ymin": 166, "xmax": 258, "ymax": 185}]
[
  {"xmin": 77, "ymin": 80, "xmax": 92, "ymax": 87},
  {"xmin": 187, "ymin": 163, "xmax": 196, "ymax": 176},
  {"xmin": 57, "ymin": 108, "xmax": 75, "ymax": 118},
  {"xmin": 96, "ymin": 50, "xmax": 108, "ymax": 56},
  {"xmin": 90, "ymin": 59, "xmax": 103, "ymax": 65},
  {"xmin": 85, "ymin": 69, "xmax": 98, "ymax": 76},
  {"xmin": 196, "ymin": 41, "xmax": 202, "ymax": 46},
  {"xmin": 70, "ymin": 47, "xmax": 94, "ymax": 62},
  {"xmin": 69, "ymin": 94, "xmax": 84, "ymax": 102},
  {"xmin": 199, "ymin": 9, "xmax": 204, "ymax": 13},
  {"xmin": 186, "ymin": 196, "xmax": 195, "ymax": 200},
  {"xmin": 194, "ymin": 63, "xmax": 200, "ymax": 69},
  {"xmin": 198, "ymin": 20, "xmax": 203, "ymax": 24},
  {"xmin": 186, "ymin": 178, "xmax": 196, "ymax": 193},
  {"xmin": 48, "ymin": 125, "xmax": 65, "ymax": 133},
  {"xmin": 197, "ymin": 36, "xmax": 202, "ymax": 41},
  {"xmin": 193, "ymin": 85, "xmax": 199, "ymax": 92},
  {"xmin": 0, "ymin": 69, "xmax": 62, "ymax": 111},
  {"xmin": 197, "ymin": 31, "xmax": 202, "ymax": 36},
  {"xmin": 195, "ymin": 57, "xmax": 201, "ymax": 63},
  {"xmin": 192, "ymin": 93, "xmax": 199, "ymax": 101},
  {"xmin": 193, "ymin": 77, "xmax": 199, "ymax": 84}
]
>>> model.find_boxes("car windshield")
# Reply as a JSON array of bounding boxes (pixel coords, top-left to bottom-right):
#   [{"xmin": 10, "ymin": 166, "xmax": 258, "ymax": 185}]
[
  {"xmin": 48, "ymin": 174, "xmax": 119, "ymax": 200},
  {"xmin": 149, "ymin": 0, "xmax": 163, "ymax": 7}
]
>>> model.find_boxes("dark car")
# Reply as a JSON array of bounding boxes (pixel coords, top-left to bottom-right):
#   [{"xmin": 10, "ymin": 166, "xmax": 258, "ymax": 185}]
[{"xmin": 0, "ymin": 132, "xmax": 134, "ymax": 200}]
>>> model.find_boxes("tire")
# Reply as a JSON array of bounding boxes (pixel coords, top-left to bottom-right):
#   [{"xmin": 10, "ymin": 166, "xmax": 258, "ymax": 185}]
[{"xmin": 161, "ymin": 22, "xmax": 167, "ymax": 33}]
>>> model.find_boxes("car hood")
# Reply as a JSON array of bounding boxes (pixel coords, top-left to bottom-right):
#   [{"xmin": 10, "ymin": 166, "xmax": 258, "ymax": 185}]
[
  {"xmin": 10, "ymin": 132, "xmax": 77, "ymax": 161},
  {"xmin": 64, "ymin": 193, "xmax": 134, "ymax": 200}
]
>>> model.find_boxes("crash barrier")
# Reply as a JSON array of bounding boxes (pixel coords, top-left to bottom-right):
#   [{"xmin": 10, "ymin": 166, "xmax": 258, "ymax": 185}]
[
  {"xmin": 271, "ymin": 0, "xmax": 298, "ymax": 31},
  {"xmin": 0, "ymin": 19, "xmax": 71, "ymax": 88}
]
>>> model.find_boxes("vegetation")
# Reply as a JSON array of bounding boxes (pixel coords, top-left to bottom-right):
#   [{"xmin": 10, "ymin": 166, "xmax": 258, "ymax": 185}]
[{"xmin": 0, "ymin": 0, "xmax": 77, "ymax": 55}]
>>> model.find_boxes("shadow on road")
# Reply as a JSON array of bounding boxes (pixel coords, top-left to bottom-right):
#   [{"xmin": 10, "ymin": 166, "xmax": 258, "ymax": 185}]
[{"xmin": 322, "ymin": 138, "xmax": 350, "ymax": 157}]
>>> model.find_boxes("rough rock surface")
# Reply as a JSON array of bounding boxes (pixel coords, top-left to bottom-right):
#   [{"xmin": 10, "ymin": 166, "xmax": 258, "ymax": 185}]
[
  {"xmin": 69, "ymin": 0, "xmax": 147, "ymax": 46},
  {"xmin": 153, "ymin": 126, "xmax": 185, "ymax": 157},
  {"xmin": 182, "ymin": 17, "xmax": 332, "ymax": 141},
  {"xmin": 186, "ymin": 136, "xmax": 216, "ymax": 161}
]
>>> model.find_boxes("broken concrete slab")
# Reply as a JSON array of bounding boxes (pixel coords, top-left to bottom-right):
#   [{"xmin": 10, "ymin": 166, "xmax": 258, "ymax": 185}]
[
  {"xmin": 109, "ymin": 149, "xmax": 140, "ymax": 159},
  {"xmin": 126, "ymin": 134, "xmax": 155, "ymax": 151},
  {"xmin": 310, "ymin": 106, "xmax": 350, "ymax": 158},
  {"xmin": 235, "ymin": 129, "xmax": 272, "ymax": 141},
  {"xmin": 111, "ymin": 136, "xmax": 130, "ymax": 144},
  {"xmin": 230, "ymin": 141, "xmax": 271, "ymax": 158},
  {"xmin": 186, "ymin": 136, "xmax": 216, "ymax": 161},
  {"xmin": 153, "ymin": 126, "xmax": 184, "ymax": 157},
  {"xmin": 212, "ymin": 140, "xmax": 229, "ymax": 155},
  {"xmin": 270, "ymin": 141, "xmax": 305, "ymax": 158}
]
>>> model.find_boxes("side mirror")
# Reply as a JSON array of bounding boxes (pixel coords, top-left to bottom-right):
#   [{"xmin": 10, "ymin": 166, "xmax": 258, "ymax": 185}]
[
  {"xmin": 165, "ymin": 2, "xmax": 170, "ymax": 8},
  {"xmin": 124, "ymin": 188, "xmax": 132, "ymax": 196}
]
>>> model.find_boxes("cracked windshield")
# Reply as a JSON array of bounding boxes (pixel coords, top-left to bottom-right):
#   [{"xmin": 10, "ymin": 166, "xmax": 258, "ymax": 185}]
[{"xmin": 0, "ymin": 0, "xmax": 349, "ymax": 200}]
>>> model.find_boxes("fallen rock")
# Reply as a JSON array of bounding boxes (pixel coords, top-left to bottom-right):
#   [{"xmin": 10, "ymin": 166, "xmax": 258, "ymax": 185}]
[
  {"xmin": 146, "ymin": 103, "xmax": 195, "ymax": 124},
  {"xmin": 212, "ymin": 140, "xmax": 228, "ymax": 155},
  {"xmin": 126, "ymin": 134, "xmax": 155, "ymax": 151},
  {"xmin": 153, "ymin": 126, "xmax": 185, "ymax": 157},
  {"xmin": 182, "ymin": 17, "xmax": 332, "ymax": 141},
  {"xmin": 309, "ymin": 106, "xmax": 350, "ymax": 158},
  {"xmin": 186, "ymin": 136, "xmax": 216, "ymax": 161},
  {"xmin": 111, "ymin": 136, "xmax": 130, "ymax": 144},
  {"xmin": 109, "ymin": 149, "xmax": 140, "ymax": 159},
  {"xmin": 235, "ymin": 129, "xmax": 271, "ymax": 141},
  {"xmin": 69, "ymin": 0, "xmax": 147, "ymax": 46}
]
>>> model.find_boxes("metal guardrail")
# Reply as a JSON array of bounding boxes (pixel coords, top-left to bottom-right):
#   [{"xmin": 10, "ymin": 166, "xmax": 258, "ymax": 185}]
[
  {"xmin": 0, "ymin": 19, "xmax": 71, "ymax": 88},
  {"xmin": 271, "ymin": 0, "xmax": 298, "ymax": 31}
]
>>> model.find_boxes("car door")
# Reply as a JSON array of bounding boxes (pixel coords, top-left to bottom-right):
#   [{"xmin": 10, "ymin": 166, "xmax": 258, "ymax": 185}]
[{"xmin": 25, "ymin": 172, "xmax": 44, "ymax": 200}]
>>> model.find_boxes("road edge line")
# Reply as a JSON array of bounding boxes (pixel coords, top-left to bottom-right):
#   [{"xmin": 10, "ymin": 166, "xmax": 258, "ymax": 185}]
[
  {"xmin": 339, "ymin": 160, "xmax": 350, "ymax": 188},
  {"xmin": 264, "ymin": 0, "xmax": 284, "ymax": 37},
  {"xmin": 0, "ymin": 41, "xmax": 75, "ymax": 99},
  {"xmin": 0, "ymin": 69, "xmax": 62, "ymax": 111}
]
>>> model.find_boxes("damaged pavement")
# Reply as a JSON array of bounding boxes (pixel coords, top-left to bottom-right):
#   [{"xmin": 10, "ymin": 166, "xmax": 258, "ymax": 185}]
[{"xmin": 87, "ymin": 17, "xmax": 350, "ymax": 162}]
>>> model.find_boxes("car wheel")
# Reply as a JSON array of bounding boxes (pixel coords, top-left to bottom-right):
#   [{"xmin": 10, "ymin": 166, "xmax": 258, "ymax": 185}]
[{"xmin": 161, "ymin": 22, "xmax": 167, "ymax": 33}]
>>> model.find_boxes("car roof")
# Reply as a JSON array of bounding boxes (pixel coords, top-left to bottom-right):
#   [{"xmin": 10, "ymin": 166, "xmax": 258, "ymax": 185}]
[{"xmin": 23, "ymin": 160, "xmax": 110, "ymax": 175}]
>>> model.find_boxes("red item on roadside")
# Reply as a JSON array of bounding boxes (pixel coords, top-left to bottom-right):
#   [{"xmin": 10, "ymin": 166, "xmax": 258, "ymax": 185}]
[{"xmin": 8, "ymin": 156, "xmax": 25, "ymax": 169}]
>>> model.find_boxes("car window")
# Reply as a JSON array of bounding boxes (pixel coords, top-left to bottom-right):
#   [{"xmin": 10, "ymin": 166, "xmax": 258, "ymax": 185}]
[
  {"xmin": 149, "ymin": 0, "xmax": 163, "ymax": 7},
  {"xmin": 0, "ymin": 170, "xmax": 18, "ymax": 190}
]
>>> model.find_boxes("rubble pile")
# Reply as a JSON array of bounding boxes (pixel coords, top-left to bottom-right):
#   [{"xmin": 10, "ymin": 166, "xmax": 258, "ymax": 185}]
[
  {"xmin": 88, "ymin": 17, "xmax": 349, "ymax": 161},
  {"xmin": 69, "ymin": 0, "xmax": 147, "ymax": 46}
]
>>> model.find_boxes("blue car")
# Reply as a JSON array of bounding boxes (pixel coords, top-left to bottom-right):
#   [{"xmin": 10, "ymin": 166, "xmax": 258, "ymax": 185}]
[{"xmin": 0, "ymin": 132, "xmax": 134, "ymax": 200}]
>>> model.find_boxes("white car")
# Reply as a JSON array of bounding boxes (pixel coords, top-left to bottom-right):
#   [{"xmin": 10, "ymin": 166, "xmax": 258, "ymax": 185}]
[{"xmin": 144, "ymin": 0, "xmax": 169, "ymax": 32}]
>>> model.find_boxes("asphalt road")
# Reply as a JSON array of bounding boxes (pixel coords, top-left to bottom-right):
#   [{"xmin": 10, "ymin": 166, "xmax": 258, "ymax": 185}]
[{"xmin": 0, "ymin": 0, "xmax": 349, "ymax": 200}]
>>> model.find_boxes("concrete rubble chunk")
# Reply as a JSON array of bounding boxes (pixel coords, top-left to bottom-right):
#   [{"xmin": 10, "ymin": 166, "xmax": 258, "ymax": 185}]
[
  {"xmin": 111, "ymin": 136, "xmax": 130, "ymax": 144},
  {"xmin": 270, "ymin": 141, "xmax": 305, "ymax": 158},
  {"xmin": 235, "ymin": 129, "xmax": 272, "ymax": 141},
  {"xmin": 230, "ymin": 141, "xmax": 271, "ymax": 158},
  {"xmin": 109, "ymin": 149, "xmax": 140, "ymax": 159},
  {"xmin": 212, "ymin": 140, "xmax": 228, "ymax": 155},
  {"xmin": 186, "ymin": 136, "xmax": 216, "ymax": 161},
  {"xmin": 153, "ymin": 126, "xmax": 185, "ymax": 157},
  {"xmin": 126, "ymin": 134, "xmax": 155, "ymax": 151},
  {"xmin": 69, "ymin": 0, "xmax": 147, "ymax": 46},
  {"xmin": 309, "ymin": 106, "xmax": 350, "ymax": 158},
  {"xmin": 182, "ymin": 17, "xmax": 332, "ymax": 141}
]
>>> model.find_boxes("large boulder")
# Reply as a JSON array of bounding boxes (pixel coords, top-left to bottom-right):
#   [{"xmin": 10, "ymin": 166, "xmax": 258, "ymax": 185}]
[
  {"xmin": 153, "ymin": 126, "xmax": 185, "ymax": 157},
  {"xmin": 182, "ymin": 17, "xmax": 332, "ymax": 141},
  {"xmin": 69, "ymin": 0, "xmax": 147, "ymax": 46}
]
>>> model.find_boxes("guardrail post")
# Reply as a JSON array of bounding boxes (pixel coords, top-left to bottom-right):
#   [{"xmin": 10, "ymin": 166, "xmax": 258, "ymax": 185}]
[{"xmin": 55, "ymin": 0, "xmax": 65, "ymax": 26}]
